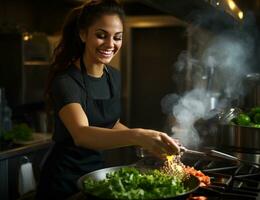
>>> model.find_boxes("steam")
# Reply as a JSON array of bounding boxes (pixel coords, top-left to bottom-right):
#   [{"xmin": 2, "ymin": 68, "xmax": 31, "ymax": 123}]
[
  {"xmin": 161, "ymin": 12, "xmax": 258, "ymax": 148},
  {"xmin": 171, "ymin": 88, "xmax": 213, "ymax": 146},
  {"xmin": 201, "ymin": 32, "xmax": 253, "ymax": 98}
]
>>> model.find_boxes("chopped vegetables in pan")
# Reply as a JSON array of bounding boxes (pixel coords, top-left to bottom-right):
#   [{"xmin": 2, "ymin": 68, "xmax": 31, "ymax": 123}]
[
  {"xmin": 83, "ymin": 167, "xmax": 188, "ymax": 200},
  {"xmin": 163, "ymin": 155, "xmax": 210, "ymax": 187}
]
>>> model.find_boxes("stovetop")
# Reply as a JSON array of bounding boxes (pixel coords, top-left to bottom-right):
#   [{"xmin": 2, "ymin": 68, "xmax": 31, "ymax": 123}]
[
  {"xmin": 182, "ymin": 154, "xmax": 260, "ymax": 200},
  {"xmin": 131, "ymin": 153, "xmax": 260, "ymax": 200},
  {"xmin": 69, "ymin": 153, "xmax": 260, "ymax": 200}
]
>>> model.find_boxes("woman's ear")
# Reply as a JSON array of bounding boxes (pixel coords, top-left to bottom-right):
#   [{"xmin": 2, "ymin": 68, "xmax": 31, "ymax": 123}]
[{"xmin": 79, "ymin": 30, "xmax": 86, "ymax": 43}]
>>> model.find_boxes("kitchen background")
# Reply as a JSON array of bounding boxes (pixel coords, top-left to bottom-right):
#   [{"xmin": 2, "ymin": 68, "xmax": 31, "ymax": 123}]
[{"xmin": 0, "ymin": 0, "xmax": 260, "ymax": 200}]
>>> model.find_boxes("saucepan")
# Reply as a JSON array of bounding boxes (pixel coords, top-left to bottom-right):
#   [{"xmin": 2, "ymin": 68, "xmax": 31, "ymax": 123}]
[
  {"xmin": 218, "ymin": 124, "xmax": 260, "ymax": 152},
  {"xmin": 77, "ymin": 165, "xmax": 200, "ymax": 200},
  {"xmin": 217, "ymin": 106, "xmax": 260, "ymax": 152}
]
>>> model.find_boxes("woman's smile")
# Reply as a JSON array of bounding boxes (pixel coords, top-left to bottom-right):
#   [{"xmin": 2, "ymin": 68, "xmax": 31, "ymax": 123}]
[{"xmin": 97, "ymin": 48, "xmax": 114, "ymax": 58}]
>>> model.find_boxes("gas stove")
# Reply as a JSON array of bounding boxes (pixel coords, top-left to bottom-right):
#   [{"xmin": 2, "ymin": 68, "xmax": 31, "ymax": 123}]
[
  {"xmin": 68, "ymin": 153, "xmax": 260, "ymax": 200},
  {"xmin": 132, "ymin": 152, "xmax": 260, "ymax": 200},
  {"xmin": 182, "ymin": 154, "xmax": 260, "ymax": 200}
]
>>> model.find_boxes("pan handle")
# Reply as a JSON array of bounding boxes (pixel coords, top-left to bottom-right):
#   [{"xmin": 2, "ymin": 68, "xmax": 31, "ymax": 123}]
[
  {"xmin": 209, "ymin": 150, "xmax": 239, "ymax": 161},
  {"xmin": 209, "ymin": 150, "xmax": 260, "ymax": 168},
  {"xmin": 181, "ymin": 148, "xmax": 260, "ymax": 168}
]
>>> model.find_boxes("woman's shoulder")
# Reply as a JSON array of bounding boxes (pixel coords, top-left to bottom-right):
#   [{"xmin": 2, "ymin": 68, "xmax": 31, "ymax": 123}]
[
  {"xmin": 53, "ymin": 71, "xmax": 73, "ymax": 87},
  {"xmin": 52, "ymin": 66, "xmax": 84, "ymax": 91}
]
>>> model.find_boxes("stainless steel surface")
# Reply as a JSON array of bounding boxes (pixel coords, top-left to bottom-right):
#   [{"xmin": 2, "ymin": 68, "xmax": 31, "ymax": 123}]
[
  {"xmin": 183, "ymin": 148, "xmax": 260, "ymax": 166},
  {"xmin": 242, "ymin": 73, "xmax": 260, "ymax": 108},
  {"xmin": 233, "ymin": 152, "xmax": 260, "ymax": 165},
  {"xmin": 180, "ymin": 147, "xmax": 206, "ymax": 156},
  {"xmin": 210, "ymin": 150, "xmax": 260, "ymax": 167},
  {"xmin": 218, "ymin": 124, "xmax": 260, "ymax": 151},
  {"xmin": 218, "ymin": 107, "xmax": 242, "ymax": 124},
  {"xmin": 209, "ymin": 150, "xmax": 239, "ymax": 161},
  {"xmin": 182, "ymin": 148, "xmax": 239, "ymax": 161}
]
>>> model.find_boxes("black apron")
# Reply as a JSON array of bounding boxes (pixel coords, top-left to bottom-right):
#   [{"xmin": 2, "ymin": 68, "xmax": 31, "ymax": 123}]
[{"xmin": 36, "ymin": 59, "xmax": 120, "ymax": 199}]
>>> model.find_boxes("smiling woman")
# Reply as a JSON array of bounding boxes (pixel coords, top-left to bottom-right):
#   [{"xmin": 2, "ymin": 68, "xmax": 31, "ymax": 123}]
[
  {"xmin": 79, "ymin": 14, "xmax": 123, "ymax": 74},
  {"xmin": 35, "ymin": 0, "xmax": 180, "ymax": 199}
]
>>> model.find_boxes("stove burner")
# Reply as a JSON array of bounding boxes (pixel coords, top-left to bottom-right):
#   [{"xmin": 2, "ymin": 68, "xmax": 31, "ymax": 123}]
[{"xmin": 183, "ymin": 155, "xmax": 260, "ymax": 200}]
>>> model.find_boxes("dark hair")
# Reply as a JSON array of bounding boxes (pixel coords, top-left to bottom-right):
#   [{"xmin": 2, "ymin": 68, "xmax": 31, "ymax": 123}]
[{"xmin": 45, "ymin": 0, "xmax": 125, "ymax": 107}]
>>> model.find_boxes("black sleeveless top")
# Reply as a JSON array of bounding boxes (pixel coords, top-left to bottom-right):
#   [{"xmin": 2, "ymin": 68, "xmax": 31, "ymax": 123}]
[{"xmin": 36, "ymin": 64, "xmax": 121, "ymax": 199}]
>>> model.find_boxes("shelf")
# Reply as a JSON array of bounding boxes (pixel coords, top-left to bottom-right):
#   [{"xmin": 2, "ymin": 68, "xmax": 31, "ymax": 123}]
[{"xmin": 24, "ymin": 61, "xmax": 50, "ymax": 66}]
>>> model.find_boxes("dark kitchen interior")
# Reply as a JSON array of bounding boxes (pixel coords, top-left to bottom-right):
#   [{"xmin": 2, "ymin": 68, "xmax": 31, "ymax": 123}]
[{"xmin": 0, "ymin": 0, "xmax": 260, "ymax": 200}]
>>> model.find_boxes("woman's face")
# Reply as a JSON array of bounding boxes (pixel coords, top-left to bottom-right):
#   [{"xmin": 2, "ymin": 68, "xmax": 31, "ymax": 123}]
[{"xmin": 81, "ymin": 14, "xmax": 123, "ymax": 66}]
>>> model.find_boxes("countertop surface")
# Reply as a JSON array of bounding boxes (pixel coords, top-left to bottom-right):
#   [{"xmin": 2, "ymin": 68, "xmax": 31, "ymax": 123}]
[{"xmin": 0, "ymin": 133, "xmax": 53, "ymax": 160}]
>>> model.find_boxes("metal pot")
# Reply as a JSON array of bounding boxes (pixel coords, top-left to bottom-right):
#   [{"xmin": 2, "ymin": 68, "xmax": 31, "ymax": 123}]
[
  {"xmin": 241, "ymin": 73, "xmax": 260, "ymax": 108},
  {"xmin": 218, "ymin": 124, "xmax": 260, "ymax": 153}
]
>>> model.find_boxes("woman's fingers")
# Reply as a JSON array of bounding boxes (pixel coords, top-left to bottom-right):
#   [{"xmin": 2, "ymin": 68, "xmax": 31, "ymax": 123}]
[
  {"xmin": 160, "ymin": 132, "xmax": 180, "ymax": 155},
  {"xmin": 148, "ymin": 132, "xmax": 180, "ymax": 158},
  {"xmin": 136, "ymin": 128, "xmax": 181, "ymax": 159},
  {"xmin": 147, "ymin": 148, "xmax": 166, "ymax": 160}
]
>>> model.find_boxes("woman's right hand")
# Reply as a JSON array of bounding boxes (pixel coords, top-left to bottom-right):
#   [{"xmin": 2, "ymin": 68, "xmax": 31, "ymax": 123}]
[{"xmin": 132, "ymin": 128, "xmax": 180, "ymax": 159}]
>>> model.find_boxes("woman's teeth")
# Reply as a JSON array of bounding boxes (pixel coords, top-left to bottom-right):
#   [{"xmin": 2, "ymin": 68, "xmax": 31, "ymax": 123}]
[{"xmin": 98, "ymin": 49, "xmax": 113, "ymax": 57}]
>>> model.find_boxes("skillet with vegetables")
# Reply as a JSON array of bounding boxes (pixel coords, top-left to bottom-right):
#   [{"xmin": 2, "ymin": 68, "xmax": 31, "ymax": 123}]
[{"xmin": 79, "ymin": 155, "xmax": 209, "ymax": 200}]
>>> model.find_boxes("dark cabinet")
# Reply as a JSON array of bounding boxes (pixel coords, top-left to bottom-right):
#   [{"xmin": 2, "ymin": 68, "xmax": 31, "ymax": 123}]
[
  {"xmin": 0, "ymin": 32, "xmax": 50, "ymax": 109},
  {"xmin": 0, "ymin": 32, "xmax": 51, "ymax": 132}
]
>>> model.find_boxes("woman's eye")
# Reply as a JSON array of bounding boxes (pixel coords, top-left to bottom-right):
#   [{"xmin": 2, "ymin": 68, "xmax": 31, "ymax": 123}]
[
  {"xmin": 114, "ymin": 34, "xmax": 122, "ymax": 41},
  {"xmin": 96, "ymin": 33, "xmax": 106, "ymax": 39},
  {"xmin": 114, "ymin": 36, "xmax": 122, "ymax": 41}
]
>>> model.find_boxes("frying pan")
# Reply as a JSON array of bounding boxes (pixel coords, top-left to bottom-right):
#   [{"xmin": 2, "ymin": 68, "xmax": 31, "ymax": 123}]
[{"xmin": 77, "ymin": 165, "xmax": 200, "ymax": 200}]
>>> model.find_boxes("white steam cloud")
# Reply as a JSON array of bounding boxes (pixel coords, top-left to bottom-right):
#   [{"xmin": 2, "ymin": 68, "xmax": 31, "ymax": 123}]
[{"xmin": 161, "ymin": 13, "xmax": 258, "ymax": 148}]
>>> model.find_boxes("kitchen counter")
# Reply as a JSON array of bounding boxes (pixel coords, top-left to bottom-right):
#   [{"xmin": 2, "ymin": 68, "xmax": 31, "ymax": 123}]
[{"xmin": 0, "ymin": 133, "xmax": 53, "ymax": 160}]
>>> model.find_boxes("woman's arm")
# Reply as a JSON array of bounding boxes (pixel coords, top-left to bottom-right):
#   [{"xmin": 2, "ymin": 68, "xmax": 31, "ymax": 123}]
[
  {"xmin": 59, "ymin": 103, "xmax": 179, "ymax": 158},
  {"xmin": 113, "ymin": 120, "xmax": 129, "ymax": 130}
]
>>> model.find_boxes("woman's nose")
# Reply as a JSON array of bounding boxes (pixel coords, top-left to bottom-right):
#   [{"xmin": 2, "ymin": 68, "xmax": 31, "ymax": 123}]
[{"xmin": 105, "ymin": 37, "xmax": 114, "ymax": 47}]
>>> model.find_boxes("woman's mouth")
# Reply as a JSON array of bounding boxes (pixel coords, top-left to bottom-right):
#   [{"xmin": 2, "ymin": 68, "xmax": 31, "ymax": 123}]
[{"xmin": 97, "ymin": 49, "xmax": 114, "ymax": 58}]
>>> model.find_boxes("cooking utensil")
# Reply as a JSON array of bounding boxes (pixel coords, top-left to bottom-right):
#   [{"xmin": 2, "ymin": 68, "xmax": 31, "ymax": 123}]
[
  {"xmin": 217, "ymin": 107, "xmax": 242, "ymax": 124},
  {"xmin": 241, "ymin": 73, "xmax": 260, "ymax": 108},
  {"xmin": 77, "ymin": 165, "xmax": 200, "ymax": 200},
  {"xmin": 182, "ymin": 147, "xmax": 260, "ymax": 167},
  {"xmin": 218, "ymin": 124, "xmax": 260, "ymax": 151}
]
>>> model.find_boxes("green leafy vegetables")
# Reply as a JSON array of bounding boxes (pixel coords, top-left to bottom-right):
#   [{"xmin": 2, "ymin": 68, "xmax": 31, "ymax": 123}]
[
  {"xmin": 231, "ymin": 106, "xmax": 260, "ymax": 128},
  {"xmin": 2, "ymin": 123, "xmax": 33, "ymax": 141},
  {"xmin": 83, "ymin": 167, "xmax": 188, "ymax": 200}
]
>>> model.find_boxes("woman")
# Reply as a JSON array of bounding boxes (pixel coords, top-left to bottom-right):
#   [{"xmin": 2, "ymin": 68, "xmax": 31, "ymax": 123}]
[{"xmin": 36, "ymin": 0, "xmax": 180, "ymax": 199}]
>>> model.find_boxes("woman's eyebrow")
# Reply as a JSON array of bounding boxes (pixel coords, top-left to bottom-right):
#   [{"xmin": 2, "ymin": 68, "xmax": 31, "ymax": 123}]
[{"xmin": 96, "ymin": 28, "xmax": 123, "ymax": 34}]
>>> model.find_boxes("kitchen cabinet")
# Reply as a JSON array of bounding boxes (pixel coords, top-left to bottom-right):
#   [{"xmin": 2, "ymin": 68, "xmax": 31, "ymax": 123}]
[
  {"xmin": 0, "ymin": 32, "xmax": 50, "ymax": 108},
  {"xmin": 0, "ymin": 32, "xmax": 52, "ymax": 132},
  {"xmin": 0, "ymin": 140, "xmax": 52, "ymax": 200}
]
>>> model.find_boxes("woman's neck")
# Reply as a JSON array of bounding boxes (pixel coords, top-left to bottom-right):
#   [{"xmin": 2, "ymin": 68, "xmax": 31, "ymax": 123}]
[
  {"xmin": 84, "ymin": 56, "xmax": 104, "ymax": 78},
  {"xmin": 86, "ymin": 64, "xmax": 104, "ymax": 78},
  {"xmin": 76, "ymin": 56, "xmax": 105, "ymax": 78}
]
